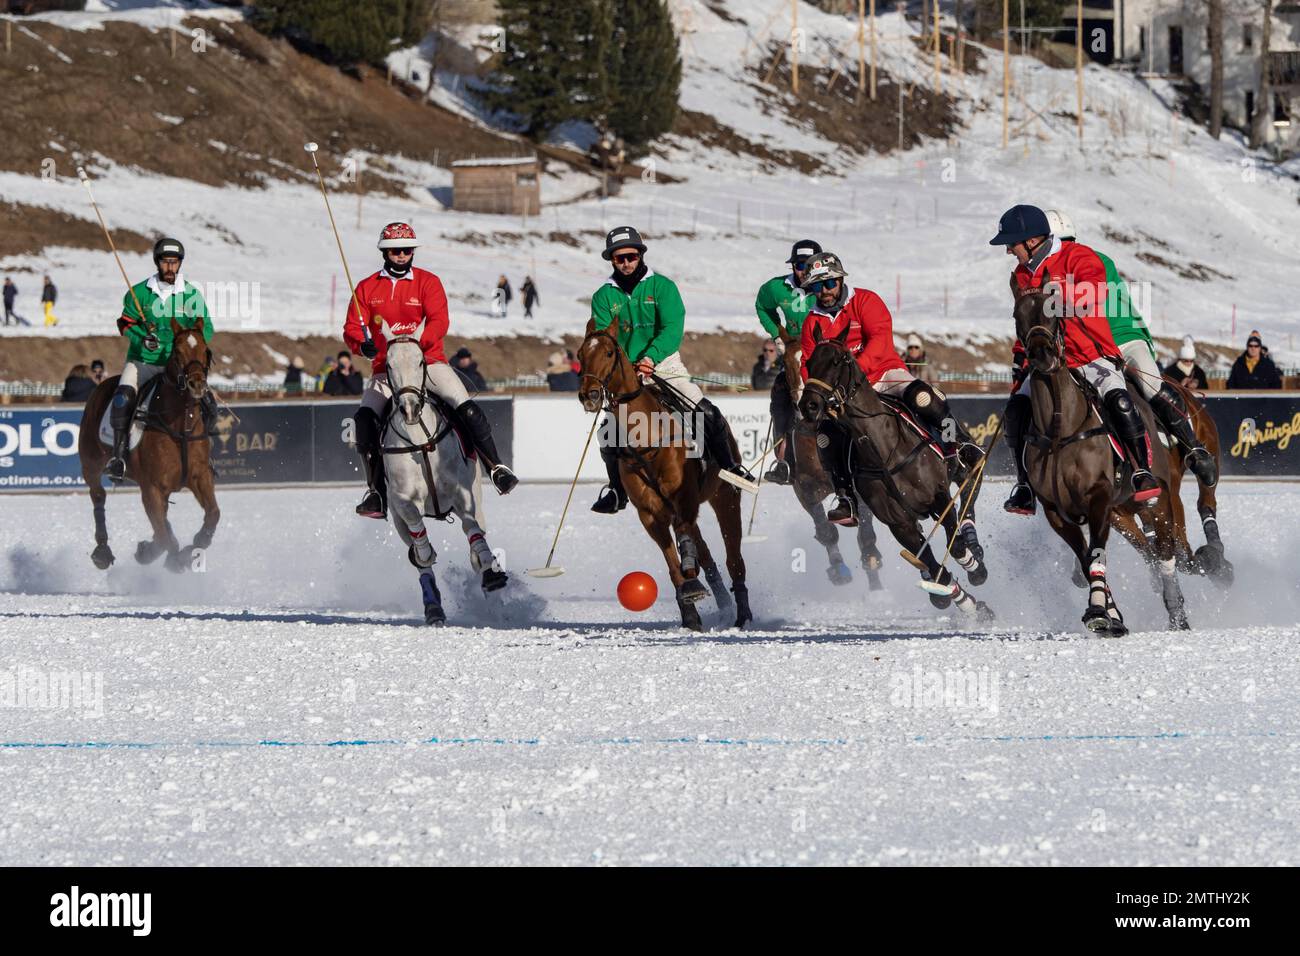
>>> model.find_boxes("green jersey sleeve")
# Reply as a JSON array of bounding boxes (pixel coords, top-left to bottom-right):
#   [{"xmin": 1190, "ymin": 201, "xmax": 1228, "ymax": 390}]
[{"xmin": 644, "ymin": 276, "xmax": 685, "ymax": 364}]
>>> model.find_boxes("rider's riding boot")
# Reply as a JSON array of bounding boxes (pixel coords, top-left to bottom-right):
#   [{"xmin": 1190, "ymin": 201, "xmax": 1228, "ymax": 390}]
[
  {"xmin": 763, "ymin": 438, "xmax": 792, "ymax": 485},
  {"xmin": 591, "ymin": 445, "xmax": 628, "ymax": 514},
  {"xmin": 816, "ymin": 423, "xmax": 858, "ymax": 526},
  {"xmin": 1107, "ymin": 389, "xmax": 1161, "ymax": 502},
  {"xmin": 103, "ymin": 384, "xmax": 136, "ymax": 484},
  {"xmin": 354, "ymin": 406, "xmax": 387, "ymax": 519},
  {"xmin": 457, "ymin": 399, "xmax": 518, "ymax": 494},
  {"xmin": 699, "ymin": 397, "xmax": 758, "ymax": 491},
  {"xmin": 1002, "ymin": 392, "xmax": 1036, "ymax": 515},
  {"xmin": 199, "ymin": 391, "xmax": 219, "ymax": 433},
  {"xmin": 1151, "ymin": 382, "xmax": 1217, "ymax": 488}
]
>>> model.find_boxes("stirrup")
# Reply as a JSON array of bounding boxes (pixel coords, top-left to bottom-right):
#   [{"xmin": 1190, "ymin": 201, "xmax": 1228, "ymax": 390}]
[
  {"xmin": 763, "ymin": 459, "xmax": 792, "ymax": 485},
  {"xmin": 489, "ymin": 464, "xmax": 518, "ymax": 495},
  {"xmin": 355, "ymin": 489, "xmax": 386, "ymax": 519},
  {"xmin": 1131, "ymin": 470, "xmax": 1161, "ymax": 503},
  {"xmin": 1004, "ymin": 483, "xmax": 1036, "ymax": 516},
  {"xmin": 591, "ymin": 486, "xmax": 627, "ymax": 515},
  {"xmin": 828, "ymin": 495, "xmax": 858, "ymax": 527},
  {"xmin": 103, "ymin": 456, "xmax": 126, "ymax": 484}
]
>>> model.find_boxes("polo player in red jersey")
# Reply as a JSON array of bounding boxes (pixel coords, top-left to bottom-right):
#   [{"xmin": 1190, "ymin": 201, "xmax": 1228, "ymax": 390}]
[{"xmin": 345, "ymin": 221, "xmax": 517, "ymax": 519}]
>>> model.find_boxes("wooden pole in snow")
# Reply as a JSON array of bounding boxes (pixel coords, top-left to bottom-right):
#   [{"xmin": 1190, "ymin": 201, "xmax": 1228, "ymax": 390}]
[
  {"xmin": 856, "ymin": 0, "xmax": 865, "ymax": 105},
  {"xmin": 933, "ymin": 0, "xmax": 941, "ymax": 94},
  {"xmin": 1076, "ymin": 0, "xmax": 1084, "ymax": 144},
  {"xmin": 1002, "ymin": 0, "xmax": 1010, "ymax": 149},
  {"xmin": 791, "ymin": 0, "xmax": 799, "ymax": 95},
  {"xmin": 869, "ymin": 0, "xmax": 877, "ymax": 101}
]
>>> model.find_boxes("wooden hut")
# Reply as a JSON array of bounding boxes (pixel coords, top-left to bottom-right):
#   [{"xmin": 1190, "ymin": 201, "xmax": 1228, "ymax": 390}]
[{"xmin": 451, "ymin": 157, "xmax": 540, "ymax": 216}]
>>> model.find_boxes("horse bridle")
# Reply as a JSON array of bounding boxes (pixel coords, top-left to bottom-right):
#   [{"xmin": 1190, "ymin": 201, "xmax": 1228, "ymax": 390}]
[
  {"xmin": 802, "ymin": 339, "xmax": 862, "ymax": 417},
  {"xmin": 579, "ymin": 328, "xmax": 643, "ymax": 408},
  {"xmin": 381, "ymin": 335, "xmax": 456, "ymax": 521}
]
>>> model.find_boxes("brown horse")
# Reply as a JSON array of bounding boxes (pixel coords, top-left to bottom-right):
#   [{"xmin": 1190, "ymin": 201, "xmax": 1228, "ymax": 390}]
[
  {"xmin": 777, "ymin": 332, "xmax": 883, "ymax": 589},
  {"xmin": 1013, "ymin": 289, "xmax": 1187, "ymax": 634},
  {"xmin": 78, "ymin": 320, "xmax": 220, "ymax": 573},
  {"xmin": 578, "ymin": 320, "xmax": 750, "ymax": 631}
]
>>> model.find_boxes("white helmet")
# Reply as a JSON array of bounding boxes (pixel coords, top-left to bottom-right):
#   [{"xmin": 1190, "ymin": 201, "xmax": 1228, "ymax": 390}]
[
  {"xmin": 799, "ymin": 251, "xmax": 848, "ymax": 289},
  {"xmin": 1179, "ymin": 336, "xmax": 1196, "ymax": 361},
  {"xmin": 376, "ymin": 221, "xmax": 422, "ymax": 249},
  {"xmin": 1045, "ymin": 209, "xmax": 1076, "ymax": 241}
]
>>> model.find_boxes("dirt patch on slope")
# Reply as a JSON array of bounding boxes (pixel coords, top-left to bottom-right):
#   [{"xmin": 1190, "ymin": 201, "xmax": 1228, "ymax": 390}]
[
  {"xmin": 0, "ymin": 18, "xmax": 523, "ymax": 193},
  {"xmin": 2, "ymin": 201, "xmax": 153, "ymax": 259}
]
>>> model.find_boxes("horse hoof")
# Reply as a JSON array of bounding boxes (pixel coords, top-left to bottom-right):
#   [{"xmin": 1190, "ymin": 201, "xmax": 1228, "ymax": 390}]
[
  {"xmin": 867, "ymin": 571, "xmax": 884, "ymax": 592},
  {"xmin": 481, "ymin": 567, "xmax": 508, "ymax": 593},
  {"xmin": 90, "ymin": 544, "xmax": 115, "ymax": 570},
  {"xmin": 967, "ymin": 562, "xmax": 988, "ymax": 587},
  {"xmin": 677, "ymin": 599, "xmax": 705, "ymax": 631},
  {"xmin": 1105, "ymin": 619, "xmax": 1129, "ymax": 638},
  {"xmin": 826, "ymin": 562, "xmax": 853, "ymax": 586},
  {"xmin": 929, "ymin": 591, "xmax": 954, "ymax": 610},
  {"xmin": 164, "ymin": 550, "xmax": 189, "ymax": 573},
  {"xmin": 976, "ymin": 600, "xmax": 996, "ymax": 622},
  {"xmin": 680, "ymin": 579, "xmax": 708, "ymax": 604},
  {"xmin": 134, "ymin": 541, "xmax": 162, "ymax": 565},
  {"xmin": 424, "ymin": 604, "xmax": 447, "ymax": 626},
  {"xmin": 1082, "ymin": 607, "xmax": 1113, "ymax": 634}
]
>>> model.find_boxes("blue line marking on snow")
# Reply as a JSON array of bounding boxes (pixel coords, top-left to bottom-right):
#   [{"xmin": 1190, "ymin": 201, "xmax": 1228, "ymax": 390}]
[{"xmin": 0, "ymin": 731, "xmax": 1286, "ymax": 750}]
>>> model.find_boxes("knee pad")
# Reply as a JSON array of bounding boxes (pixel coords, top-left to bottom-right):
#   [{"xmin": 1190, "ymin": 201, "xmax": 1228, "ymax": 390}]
[
  {"xmin": 354, "ymin": 406, "xmax": 382, "ymax": 453},
  {"xmin": 110, "ymin": 385, "xmax": 136, "ymax": 429},
  {"xmin": 1107, "ymin": 389, "xmax": 1136, "ymax": 415},
  {"xmin": 902, "ymin": 379, "xmax": 945, "ymax": 426},
  {"xmin": 456, "ymin": 399, "xmax": 492, "ymax": 441}
]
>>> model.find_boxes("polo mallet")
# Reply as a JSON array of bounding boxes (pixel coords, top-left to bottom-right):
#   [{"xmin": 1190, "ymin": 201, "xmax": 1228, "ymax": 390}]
[
  {"xmin": 77, "ymin": 167, "xmax": 152, "ymax": 333},
  {"xmin": 741, "ymin": 418, "xmax": 774, "ymax": 544},
  {"xmin": 527, "ymin": 412, "xmax": 601, "ymax": 578},
  {"xmin": 303, "ymin": 142, "xmax": 371, "ymax": 348}
]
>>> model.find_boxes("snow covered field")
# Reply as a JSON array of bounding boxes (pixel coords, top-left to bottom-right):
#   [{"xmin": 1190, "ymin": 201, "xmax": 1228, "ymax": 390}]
[{"xmin": 1, "ymin": 481, "xmax": 1297, "ymax": 865}]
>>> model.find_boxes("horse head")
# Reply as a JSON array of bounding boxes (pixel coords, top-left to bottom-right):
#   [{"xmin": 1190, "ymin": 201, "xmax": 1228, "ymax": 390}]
[
  {"xmin": 1013, "ymin": 271, "xmax": 1064, "ymax": 375},
  {"xmin": 798, "ymin": 322, "xmax": 857, "ymax": 427},
  {"xmin": 383, "ymin": 334, "xmax": 427, "ymax": 426},
  {"xmin": 577, "ymin": 316, "xmax": 637, "ymax": 413},
  {"xmin": 166, "ymin": 318, "xmax": 211, "ymax": 402}
]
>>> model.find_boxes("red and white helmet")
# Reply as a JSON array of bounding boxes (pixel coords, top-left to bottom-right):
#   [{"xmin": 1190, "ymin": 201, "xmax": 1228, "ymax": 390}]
[{"xmin": 377, "ymin": 221, "xmax": 422, "ymax": 249}]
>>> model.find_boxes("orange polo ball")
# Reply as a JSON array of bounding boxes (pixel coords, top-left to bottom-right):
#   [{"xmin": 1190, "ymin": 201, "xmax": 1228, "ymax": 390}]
[{"xmin": 617, "ymin": 571, "xmax": 658, "ymax": 612}]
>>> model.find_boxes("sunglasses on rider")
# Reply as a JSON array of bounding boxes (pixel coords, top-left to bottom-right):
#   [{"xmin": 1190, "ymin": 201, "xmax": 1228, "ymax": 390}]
[
  {"xmin": 386, "ymin": 248, "xmax": 414, "ymax": 256},
  {"xmin": 612, "ymin": 252, "xmax": 641, "ymax": 264},
  {"xmin": 806, "ymin": 278, "xmax": 840, "ymax": 294}
]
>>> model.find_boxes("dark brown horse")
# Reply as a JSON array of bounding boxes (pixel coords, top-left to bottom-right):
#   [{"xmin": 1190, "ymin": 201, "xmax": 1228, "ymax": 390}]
[
  {"xmin": 1013, "ymin": 289, "xmax": 1187, "ymax": 634},
  {"xmin": 777, "ymin": 332, "xmax": 883, "ymax": 589},
  {"xmin": 578, "ymin": 319, "xmax": 750, "ymax": 631},
  {"xmin": 799, "ymin": 325, "xmax": 993, "ymax": 621},
  {"xmin": 78, "ymin": 320, "xmax": 220, "ymax": 573}
]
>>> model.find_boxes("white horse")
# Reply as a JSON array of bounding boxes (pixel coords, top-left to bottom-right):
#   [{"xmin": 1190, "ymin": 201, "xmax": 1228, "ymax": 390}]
[{"xmin": 381, "ymin": 336, "xmax": 507, "ymax": 624}]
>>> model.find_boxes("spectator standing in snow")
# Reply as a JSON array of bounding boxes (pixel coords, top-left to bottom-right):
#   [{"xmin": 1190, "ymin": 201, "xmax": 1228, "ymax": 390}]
[
  {"xmin": 316, "ymin": 354, "xmax": 337, "ymax": 392},
  {"xmin": 546, "ymin": 351, "xmax": 580, "ymax": 391},
  {"xmin": 1227, "ymin": 334, "xmax": 1282, "ymax": 389},
  {"xmin": 567, "ymin": 349, "xmax": 580, "ymax": 374},
  {"xmin": 41, "ymin": 276, "xmax": 58, "ymax": 327},
  {"xmin": 901, "ymin": 333, "xmax": 936, "ymax": 384},
  {"xmin": 3, "ymin": 277, "xmax": 18, "ymax": 325},
  {"xmin": 284, "ymin": 356, "xmax": 305, "ymax": 394},
  {"xmin": 751, "ymin": 340, "xmax": 780, "ymax": 390},
  {"xmin": 90, "ymin": 359, "xmax": 106, "ymax": 385},
  {"xmin": 493, "ymin": 275, "xmax": 512, "ymax": 317},
  {"xmin": 452, "ymin": 346, "xmax": 488, "ymax": 392},
  {"xmin": 521, "ymin": 276, "xmax": 539, "ymax": 319},
  {"xmin": 323, "ymin": 350, "xmax": 364, "ymax": 396},
  {"xmin": 60, "ymin": 364, "xmax": 96, "ymax": 403},
  {"xmin": 1162, "ymin": 338, "xmax": 1208, "ymax": 391}
]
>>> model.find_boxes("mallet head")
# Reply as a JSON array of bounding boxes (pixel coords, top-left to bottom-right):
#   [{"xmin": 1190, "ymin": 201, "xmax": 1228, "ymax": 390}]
[{"xmin": 304, "ymin": 142, "xmax": 319, "ymax": 153}]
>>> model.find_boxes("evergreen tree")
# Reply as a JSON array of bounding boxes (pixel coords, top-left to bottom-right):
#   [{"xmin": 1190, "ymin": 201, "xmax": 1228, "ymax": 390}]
[
  {"xmin": 605, "ymin": 0, "xmax": 681, "ymax": 151},
  {"xmin": 252, "ymin": 0, "xmax": 434, "ymax": 68},
  {"xmin": 484, "ymin": 0, "xmax": 610, "ymax": 140}
]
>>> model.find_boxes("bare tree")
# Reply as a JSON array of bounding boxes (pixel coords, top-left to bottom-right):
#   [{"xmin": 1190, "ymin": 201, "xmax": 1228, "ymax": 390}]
[
  {"xmin": 1251, "ymin": 0, "xmax": 1272, "ymax": 148},
  {"xmin": 1208, "ymin": 0, "xmax": 1223, "ymax": 138}
]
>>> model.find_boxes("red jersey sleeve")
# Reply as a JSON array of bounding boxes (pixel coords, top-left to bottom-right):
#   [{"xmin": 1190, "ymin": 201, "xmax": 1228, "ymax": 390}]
[
  {"xmin": 855, "ymin": 291, "xmax": 900, "ymax": 376},
  {"xmin": 419, "ymin": 273, "xmax": 450, "ymax": 363}
]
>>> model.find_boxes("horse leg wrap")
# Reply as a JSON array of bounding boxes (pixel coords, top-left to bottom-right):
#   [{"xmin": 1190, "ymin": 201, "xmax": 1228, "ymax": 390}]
[
  {"xmin": 93, "ymin": 500, "xmax": 109, "ymax": 546},
  {"xmin": 1199, "ymin": 509, "xmax": 1223, "ymax": 548},
  {"xmin": 677, "ymin": 532, "xmax": 698, "ymax": 576},
  {"xmin": 1088, "ymin": 548, "xmax": 1109, "ymax": 608}
]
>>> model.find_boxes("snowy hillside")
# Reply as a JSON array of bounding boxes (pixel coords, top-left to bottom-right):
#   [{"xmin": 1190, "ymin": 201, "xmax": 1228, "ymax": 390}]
[{"xmin": 3, "ymin": 0, "xmax": 1299, "ymax": 367}]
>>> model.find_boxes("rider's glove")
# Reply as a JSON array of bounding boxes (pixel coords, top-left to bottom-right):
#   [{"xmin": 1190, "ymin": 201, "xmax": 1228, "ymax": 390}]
[
  {"xmin": 143, "ymin": 333, "xmax": 160, "ymax": 352},
  {"xmin": 360, "ymin": 338, "xmax": 378, "ymax": 359}
]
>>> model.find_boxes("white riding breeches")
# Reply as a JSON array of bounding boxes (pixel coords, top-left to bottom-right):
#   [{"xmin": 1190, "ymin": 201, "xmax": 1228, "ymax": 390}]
[
  {"xmin": 119, "ymin": 360, "xmax": 162, "ymax": 392},
  {"xmin": 1119, "ymin": 338, "xmax": 1161, "ymax": 400},
  {"xmin": 360, "ymin": 361, "xmax": 470, "ymax": 416},
  {"xmin": 1015, "ymin": 358, "xmax": 1127, "ymax": 399},
  {"xmin": 871, "ymin": 365, "xmax": 918, "ymax": 399}
]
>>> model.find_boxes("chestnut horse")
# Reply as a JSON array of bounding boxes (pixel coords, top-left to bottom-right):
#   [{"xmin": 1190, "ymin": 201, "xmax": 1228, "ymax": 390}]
[
  {"xmin": 78, "ymin": 320, "xmax": 220, "ymax": 573},
  {"xmin": 777, "ymin": 332, "xmax": 884, "ymax": 590},
  {"xmin": 1012, "ymin": 288, "xmax": 1187, "ymax": 634},
  {"xmin": 1162, "ymin": 381, "xmax": 1232, "ymax": 584},
  {"xmin": 578, "ymin": 320, "xmax": 750, "ymax": 631}
]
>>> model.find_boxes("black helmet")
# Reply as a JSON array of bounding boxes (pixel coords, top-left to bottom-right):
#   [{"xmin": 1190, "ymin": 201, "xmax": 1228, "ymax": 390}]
[
  {"xmin": 153, "ymin": 237, "xmax": 185, "ymax": 262},
  {"xmin": 601, "ymin": 225, "xmax": 647, "ymax": 261},
  {"xmin": 785, "ymin": 238, "xmax": 822, "ymax": 265}
]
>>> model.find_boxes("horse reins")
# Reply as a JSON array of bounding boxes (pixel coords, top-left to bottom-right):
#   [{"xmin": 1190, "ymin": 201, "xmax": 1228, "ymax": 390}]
[{"xmin": 380, "ymin": 336, "xmax": 457, "ymax": 522}]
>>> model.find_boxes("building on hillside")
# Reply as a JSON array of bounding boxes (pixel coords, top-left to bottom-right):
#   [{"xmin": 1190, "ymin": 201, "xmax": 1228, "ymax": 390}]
[
  {"xmin": 450, "ymin": 157, "xmax": 541, "ymax": 216},
  {"xmin": 1095, "ymin": 1, "xmax": 1300, "ymax": 152}
]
